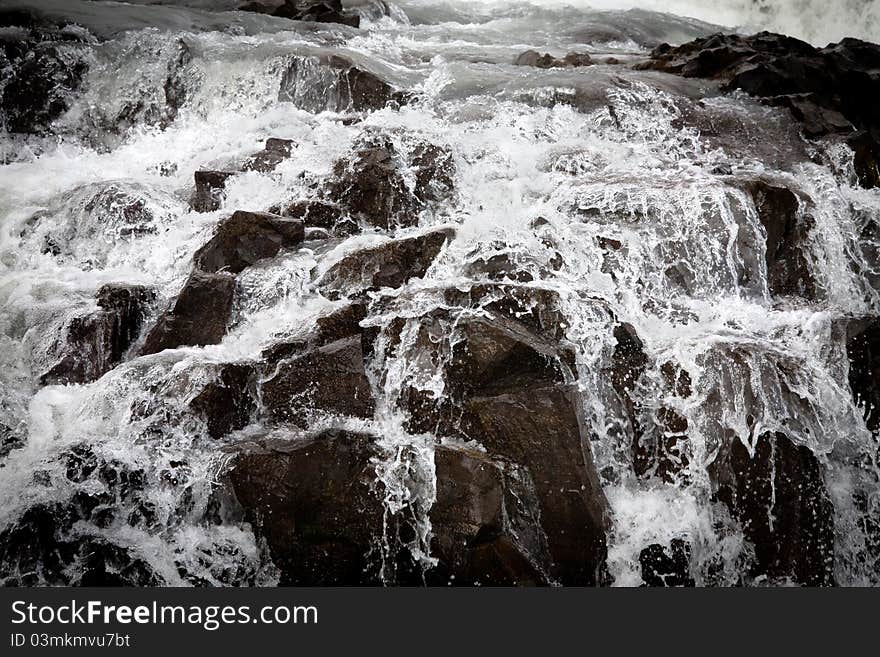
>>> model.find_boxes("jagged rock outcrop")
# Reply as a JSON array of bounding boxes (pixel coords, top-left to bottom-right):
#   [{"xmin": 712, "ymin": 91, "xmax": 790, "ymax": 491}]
[
  {"xmin": 741, "ymin": 179, "xmax": 816, "ymax": 299},
  {"xmin": 325, "ymin": 135, "xmax": 455, "ymax": 229},
  {"xmin": 193, "ymin": 210, "xmax": 305, "ymax": 274},
  {"xmin": 317, "ymin": 228, "xmax": 454, "ymax": 298},
  {"xmin": 393, "ymin": 287, "xmax": 610, "ymax": 585},
  {"xmin": 40, "ymin": 284, "xmax": 157, "ymax": 385},
  {"xmin": 140, "ymin": 270, "xmax": 236, "ymax": 355},
  {"xmin": 425, "ymin": 445, "xmax": 553, "ymax": 586},
  {"xmin": 227, "ymin": 430, "xmax": 385, "ymax": 585},
  {"xmin": 261, "ymin": 335, "xmax": 375, "ymax": 425},
  {"xmin": 190, "ymin": 363, "xmax": 259, "ymax": 439},
  {"xmin": 639, "ymin": 32, "xmax": 880, "ymax": 188},
  {"xmin": 709, "ymin": 432, "xmax": 836, "ymax": 586},
  {"xmin": 327, "ymin": 138, "xmax": 412, "ymax": 229},
  {"xmin": 0, "ymin": 11, "xmax": 91, "ymax": 134},
  {"xmin": 279, "ymin": 54, "xmax": 405, "ymax": 113},
  {"xmin": 227, "ymin": 431, "xmax": 556, "ymax": 585}
]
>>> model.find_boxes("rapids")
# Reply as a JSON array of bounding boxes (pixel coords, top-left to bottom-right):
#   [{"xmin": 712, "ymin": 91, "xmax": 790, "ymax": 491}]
[{"xmin": 0, "ymin": 0, "xmax": 878, "ymax": 586}]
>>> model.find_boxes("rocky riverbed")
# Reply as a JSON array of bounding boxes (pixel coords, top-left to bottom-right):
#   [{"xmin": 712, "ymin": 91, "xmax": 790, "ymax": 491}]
[{"xmin": 0, "ymin": 0, "xmax": 879, "ymax": 586}]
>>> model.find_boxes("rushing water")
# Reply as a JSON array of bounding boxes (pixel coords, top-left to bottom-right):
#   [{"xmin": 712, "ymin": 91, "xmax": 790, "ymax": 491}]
[{"xmin": 1, "ymin": 0, "xmax": 879, "ymax": 586}]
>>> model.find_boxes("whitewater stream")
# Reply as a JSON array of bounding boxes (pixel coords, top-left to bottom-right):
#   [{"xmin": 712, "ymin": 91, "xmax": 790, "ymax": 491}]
[{"xmin": 1, "ymin": 0, "xmax": 879, "ymax": 586}]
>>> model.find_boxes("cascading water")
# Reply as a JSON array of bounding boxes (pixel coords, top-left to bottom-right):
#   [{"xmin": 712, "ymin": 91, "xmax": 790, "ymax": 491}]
[{"xmin": 0, "ymin": 0, "xmax": 878, "ymax": 586}]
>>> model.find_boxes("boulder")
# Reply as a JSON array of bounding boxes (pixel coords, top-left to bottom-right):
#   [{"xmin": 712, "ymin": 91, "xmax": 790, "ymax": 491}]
[
  {"xmin": 318, "ymin": 228, "xmax": 454, "ymax": 298},
  {"xmin": 40, "ymin": 284, "xmax": 156, "ymax": 386},
  {"xmin": 710, "ymin": 432, "xmax": 835, "ymax": 586},
  {"xmin": 261, "ymin": 335, "xmax": 374, "ymax": 425},
  {"xmin": 396, "ymin": 289, "xmax": 610, "ymax": 584},
  {"xmin": 514, "ymin": 50, "xmax": 593, "ymax": 68},
  {"xmin": 140, "ymin": 270, "xmax": 236, "ymax": 355},
  {"xmin": 243, "ymin": 138, "xmax": 295, "ymax": 173},
  {"xmin": 279, "ymin": 54, "xmax": 403, "ymax": 113},
  {"xmin": 227, "ymin": 432, "xmax": 556, "ymax": 585},
  {"xmin": 425, "ymin": 445, "xmax": 553, "ymax": 586},
  {"xmin": 190, "ymin": 363, "xmax": 259, "ymax": 439},
  {"xmin": 227, "ymin": 430, "xmax": 385, "ymax": 585},
  {"xmin": 192, "ymin": 210, "xmax": 305, "ymax": 274},
  {"xmin": 190, "ymin": 171, "xmax": 235, "ymax": 213},
  {"xmin": 461, "ymin": 385, "xmax": 609, "ymax": 584},
  {"xmin": 326, "ymin": 137, "xmax": 414, "ymax": 228}
]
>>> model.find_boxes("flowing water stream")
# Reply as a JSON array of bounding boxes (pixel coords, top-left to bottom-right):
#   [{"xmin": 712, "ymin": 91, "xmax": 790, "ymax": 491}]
[{"xmin": 1, "ymin": 0, "xmax": 879, "ymax": 586}]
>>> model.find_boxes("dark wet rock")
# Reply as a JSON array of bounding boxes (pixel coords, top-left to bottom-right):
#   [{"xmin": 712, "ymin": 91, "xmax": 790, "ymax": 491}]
[
  {"xmin": 610, "ymin": 324, "xmax": 693, "ymax": 486},
  {"xmin": 328, "ymin": 137, "xmax": 413, "ymax": 228},
  {"xmin": 395, "ymin": 289, "xmax": 609, "ymax": 584},
  {"xmin": 0, "ymin": 34, "xmax": 89, "ymax": 134},
  {"xmin": 327, "ymin": 136, "xmax": 454, "ymax": 229},
  {"xmin": 848, "ymin": 131, "xmax": 880, "ymax": 189},
  {"xmin": 0, "ymin": 503, "xmax": 160, "ymax": 586},
  {"xmin": 740, "ymin": 179, "xmax": 816, "ymax": 299},
  {"xmin": 261, "ymin": 300, "xmax": 369, "ymax": 365},
  {"xmin": 462, "ymin": 385, "xmax": 609, "ymax": 584},
  {"xmin": 425, "ymin": 445, "xmax": 553, "ymax": 586},
  {"xmin": 190, "ymin": 171, "xmax": 235, "ymax": 213},
  {"xmin": 275, "ymin": 199, "xmax": 354, "ymax": 236},
  {"xmin": 227, "ymin": 430, "xmax": 385, "ymax": 585},
  {"xmin": 641, "ymin": 33, "xmax": 880, "ymax": 186},
  {"xmin": 240, "ymin": 0, "xmax": 360, "ymax": 27},
  {"xmin": 318, "ymin": 228, "xmax": 453, "ymax": 299},
  {"xmin": 162, "ymin": 38, "xmax": 192, "ymax": 126},
  {"xmin": 847, "ymin": 319, "xmax": 880, "ymax": 432},
  {"xmin": 515, "ymin": 50, "xmax": 593, "ymax": 68},
  {"xmin": 640, "ymin": 539, "xmax": 695, "ymax": 587},
  {"xmin": 634, "ymin": 360, "xmax": 693, "ymax": 484},
  {"xmin": 228, "ymin": 432, "xmax": 555, "ymax": 585},
  {"xmin": 190, "ymin": 363, "xmax": 259, "ymax": 439},
  {"xmin": 261, "ymin": 335, "xmax": 374, "ymax": 426},
  {"xmin": 243, "ymin": 137, "xmax": 295, "ymax": 173},
  {"xmin": 40, "ymin": 284, "xmax": 156, "ymax": 386},
  {"xmin": 710, "ymin": 432, "xmax": 835, "ymax": 586},
  {"xmin": 140, "ymin": 270, "xmax": 236, "ymax": 355},
  {"xmin": 279, "ymin": 54, "xmax": 405, "ymax": 113},
  {"xmin": 193, "ymin": 210, "xmax": 305, "ymax": 274},
  {"xmin": 611, "ymin": 321, "xmax": 648, "ymax": 433}
]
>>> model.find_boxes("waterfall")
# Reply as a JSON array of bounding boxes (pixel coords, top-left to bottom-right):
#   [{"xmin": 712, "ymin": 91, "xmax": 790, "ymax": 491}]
[{"xmin": 1, "ymin": 0, "xmax": 878, "ymax": 587}]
